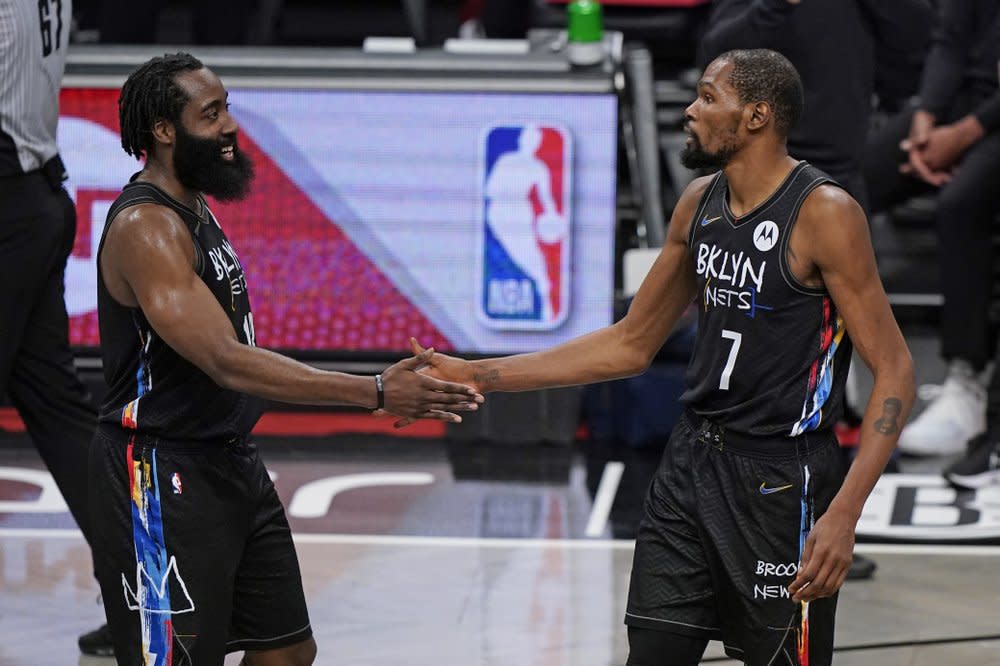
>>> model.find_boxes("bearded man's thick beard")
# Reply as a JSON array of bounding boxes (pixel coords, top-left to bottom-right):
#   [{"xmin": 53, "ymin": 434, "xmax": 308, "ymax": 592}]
[
  {"xmin": 680, "ymin": 140, "xmax": 737, "ymax": 170},
  {"xmin": 173, "ymin": 125, "xmax": 255, "ymax": 202}
]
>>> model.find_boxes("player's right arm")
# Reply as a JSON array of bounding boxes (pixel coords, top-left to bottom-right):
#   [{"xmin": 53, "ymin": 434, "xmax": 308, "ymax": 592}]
[
  {"xmin": 419, "ymin": 175, "xmax": 713, "ymax": 395},
  {"xmin": 100, "ymin": 204, "xmax": 482, "ymax": 420}
]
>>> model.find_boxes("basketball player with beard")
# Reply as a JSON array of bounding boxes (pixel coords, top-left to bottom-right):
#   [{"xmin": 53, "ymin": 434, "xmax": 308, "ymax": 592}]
[
  {"xmin": 91, "ymin": 53, "xmax": 483, "ymax": 665},
  {"xmin": 402, "ymin": 49, "xmax": 914, "ymax": 665}
]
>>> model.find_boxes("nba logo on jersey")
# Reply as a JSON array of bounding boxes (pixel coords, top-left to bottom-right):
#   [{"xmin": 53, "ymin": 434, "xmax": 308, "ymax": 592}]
[
  {"xmin": 171, "ymin": 472, "xmax": 183, "ymax": 495},
  {"xmin": 477, "ymin": 124, "xmax": 573, "ymax": 330}
]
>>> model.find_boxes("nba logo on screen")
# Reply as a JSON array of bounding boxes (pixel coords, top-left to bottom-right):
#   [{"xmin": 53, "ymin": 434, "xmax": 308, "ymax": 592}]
[{"xmin": 478, "ymin": 125, "xmax": 573, "ymax": 330}]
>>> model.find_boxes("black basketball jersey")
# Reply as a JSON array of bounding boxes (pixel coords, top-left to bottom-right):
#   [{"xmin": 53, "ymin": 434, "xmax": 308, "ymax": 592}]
[
  {"xmin": 680, "ymin": 162, "xmax": 852, "ymax": 437},
  {"xmin": 96, "ymin": 178, "xmax": 264, "ymax": 440}
]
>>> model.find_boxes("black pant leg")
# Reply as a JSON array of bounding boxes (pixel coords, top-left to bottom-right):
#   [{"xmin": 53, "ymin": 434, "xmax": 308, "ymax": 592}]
[
  {"xmin": 626, "ymin": 626, "xmax": 708, "ymax": 666},
  {"xmin": 862, "ymin": 107, "xmax": 931, "ymax": 215},
  {"xmin": 934, "ymin": 131, "xmax": 1000, "ymax": 368},
  {"xmin": 0, "ymin": 176, "xmax": 56, "ymax": 389},
  {"xmin": 985, "ymin": 336, "xmax": 1000, "ymax": 428},
  {"xmin": 0, "ymin": 177, "xmax": 97, "ymax": 543}
]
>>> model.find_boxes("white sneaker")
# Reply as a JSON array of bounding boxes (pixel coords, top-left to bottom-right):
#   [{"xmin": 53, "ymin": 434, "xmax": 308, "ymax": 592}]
[{"xmin": 898, "ymin": 360, "xmax": 986, "ymax": 457}]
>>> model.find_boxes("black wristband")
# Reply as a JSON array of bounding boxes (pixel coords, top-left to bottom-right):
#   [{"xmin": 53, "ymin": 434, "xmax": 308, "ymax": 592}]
[{"xmin": 374, "ymin": 374, "xmax": 384, "ymax": 410}]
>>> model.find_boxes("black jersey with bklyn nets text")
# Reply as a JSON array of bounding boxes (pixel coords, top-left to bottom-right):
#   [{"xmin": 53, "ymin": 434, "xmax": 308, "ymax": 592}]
[
  {"xmin": 96, "ymin": 178, "xmax": 264, "ymax": 440},
  {"xmin": 680, "ymin": 162, "xmax": 853, "ymax": 437}
]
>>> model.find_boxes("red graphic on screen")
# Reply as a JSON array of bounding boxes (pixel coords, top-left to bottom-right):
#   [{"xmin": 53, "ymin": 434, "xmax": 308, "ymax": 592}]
[
  {"xmin": 60, "ymin": 88, "xmax": 452, "ymax": 352},
  {"xmin": 530, "ymin": 129, "xmax": 565, "ymax": 316}
]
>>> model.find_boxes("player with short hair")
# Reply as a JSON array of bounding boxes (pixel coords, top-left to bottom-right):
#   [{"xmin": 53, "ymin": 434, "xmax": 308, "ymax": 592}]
[{"xmin": 403, "ymin": 49, "xmax": 914, "ymax": 665}]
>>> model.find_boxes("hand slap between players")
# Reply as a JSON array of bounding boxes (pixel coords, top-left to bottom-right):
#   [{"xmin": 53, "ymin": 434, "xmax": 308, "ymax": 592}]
[
  {"xmin": 377, "ymin": 347, "xmax": 484, "ymax": 423},
  {"xmin": 377, "ymin": 339, "xmax": 480, "ymax": 428}
]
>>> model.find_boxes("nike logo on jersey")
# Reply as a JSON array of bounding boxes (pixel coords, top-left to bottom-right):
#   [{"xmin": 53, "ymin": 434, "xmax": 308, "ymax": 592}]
[
  {"xmin": 701, "ymin": 215, "xmax": 722, "ymax": 226},
  {"xmin": 759, "ymin": 482, "xmax": 794, "ymax": 495}
]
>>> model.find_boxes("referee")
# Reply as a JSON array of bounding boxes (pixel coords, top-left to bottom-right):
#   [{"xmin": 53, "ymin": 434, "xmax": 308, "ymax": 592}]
[{"xmin": 0, "ymin": 0, "xmax": 111, "ymax": 656}]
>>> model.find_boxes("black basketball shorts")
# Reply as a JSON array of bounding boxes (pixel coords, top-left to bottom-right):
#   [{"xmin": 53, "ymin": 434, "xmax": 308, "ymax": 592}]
[
  {"xmin": 625, "ymin": 411, "xmax": 846, "ymax": 666},
  {"xmin": 89, "ymin": 424, "xmax": 312, "ymax": 665}
]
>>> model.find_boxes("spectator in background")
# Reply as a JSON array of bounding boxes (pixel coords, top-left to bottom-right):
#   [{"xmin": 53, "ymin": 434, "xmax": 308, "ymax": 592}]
[
  {"xmin": 698, "ymin": 0, "xmax": 933, "ymax": 211},
  {"xmin": 480, "ymin": 0, "xmax": 533, "ymax": 38},
  {"xmin": 96, "ymin": 0, "xmax": 252, "ymax": 44},
  {"xmin": 697, "ymin": 0, "xmax": 933, "ymax": 582},
  {"xmin": 863, "ymin": 0, "xmax": 1000, "ymax": 458},
  {"xmin": 942, "ymin": 55, "xmax": 1000, "ymax": 489}
]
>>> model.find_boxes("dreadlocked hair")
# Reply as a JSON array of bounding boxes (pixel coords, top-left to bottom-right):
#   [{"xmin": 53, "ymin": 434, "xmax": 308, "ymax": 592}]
[{"xmin": 118, "ymin": 52, "xmax": 204, "ymax": 160}]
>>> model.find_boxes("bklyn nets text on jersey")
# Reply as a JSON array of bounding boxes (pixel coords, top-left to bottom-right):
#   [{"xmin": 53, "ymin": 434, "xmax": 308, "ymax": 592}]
[{"xmin": 695, "ymin": 242, "xmax": 767, "ymax": 312}]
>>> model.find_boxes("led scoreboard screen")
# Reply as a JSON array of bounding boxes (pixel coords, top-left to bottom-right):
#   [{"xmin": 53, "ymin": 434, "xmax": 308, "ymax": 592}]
[{"xmin": 60, "ymin": 87, "xmax": 617, "ymax": 355}]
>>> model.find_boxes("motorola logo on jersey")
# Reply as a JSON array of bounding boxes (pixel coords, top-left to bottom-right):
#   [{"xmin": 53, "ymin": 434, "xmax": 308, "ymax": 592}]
[
  {"xmin": 753, "ymin": 220, "xmax": 779, "ymax": 252},
  {"xmin": 478, "ymin": 124, "xmax": 572, "ymax": 330}
]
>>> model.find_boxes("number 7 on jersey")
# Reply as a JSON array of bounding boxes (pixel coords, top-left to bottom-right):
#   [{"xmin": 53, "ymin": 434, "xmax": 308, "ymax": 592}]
[{"xmin": 719, "ymin": 329, "xmax": 742, "ymax": 390}]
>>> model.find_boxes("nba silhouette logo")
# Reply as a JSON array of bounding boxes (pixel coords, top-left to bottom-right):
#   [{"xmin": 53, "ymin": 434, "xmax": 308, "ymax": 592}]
[{"xmin": 477, "ymin": 124, "xmax": 573, "ymax": 330}]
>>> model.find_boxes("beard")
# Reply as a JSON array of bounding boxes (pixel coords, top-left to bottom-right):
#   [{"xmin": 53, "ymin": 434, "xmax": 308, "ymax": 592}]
[
  {"xmin": 173, "ymin": 123, "xmax": 254, "ymax": 202},
  {"xmin": 680, "ymin": 129, "xmax": 738, "ymax": 170}
]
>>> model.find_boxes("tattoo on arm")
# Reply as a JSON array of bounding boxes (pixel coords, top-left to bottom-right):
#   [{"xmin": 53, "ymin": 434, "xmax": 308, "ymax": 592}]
[
  {"xmin": 473, "ymin": 368, "xmax": 500, "ymax": 389},
  {"xmin": 873, "ymin": 397, "xmax": 902, "ymax": 435}
]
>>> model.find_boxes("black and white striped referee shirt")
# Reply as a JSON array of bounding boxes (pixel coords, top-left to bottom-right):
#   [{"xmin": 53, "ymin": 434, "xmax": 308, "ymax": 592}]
[{"xmin": 0, "ymin": 0, "xmax": 73, "ymax": 176}]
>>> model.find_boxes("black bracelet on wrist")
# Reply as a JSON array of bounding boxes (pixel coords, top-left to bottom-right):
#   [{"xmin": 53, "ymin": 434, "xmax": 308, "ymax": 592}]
[{"xmin": 374, "ymin": 373, "xmax": 384, "ymax": 410}]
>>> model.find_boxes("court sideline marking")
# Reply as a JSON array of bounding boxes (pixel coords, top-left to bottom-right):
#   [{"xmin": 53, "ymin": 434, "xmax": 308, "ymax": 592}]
[
  {"xmin": 2, "ymin": 528, "xmax": 1000, "ymax": 556},
  {"xmin": 584, "ymin": 460, "xmax": 625, "ymax": 537}
]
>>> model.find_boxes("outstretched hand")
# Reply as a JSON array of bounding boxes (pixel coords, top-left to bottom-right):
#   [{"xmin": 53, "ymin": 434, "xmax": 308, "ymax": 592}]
[
  {"xmin": 375, "ymin": 339, "xmax": 482, "ymax": 428},
  {"xmin": 376, "ymin": 345, "xmax": 484, "ymax": 423}
]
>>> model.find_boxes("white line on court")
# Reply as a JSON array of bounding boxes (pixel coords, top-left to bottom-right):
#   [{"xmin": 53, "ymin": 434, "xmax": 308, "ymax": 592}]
[
  {"xmin": 585, "ymin": 461, "xmax": 625, "ymax": 537},
  {"xmin": 3, "ymin": 527, "xmax": 1000, "ymax": 556}
]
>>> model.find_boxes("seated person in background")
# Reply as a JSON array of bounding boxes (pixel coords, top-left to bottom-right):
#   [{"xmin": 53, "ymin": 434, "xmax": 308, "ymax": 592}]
[
  {"xmin": 863, "ymin": 0, "xmax": 1000, "ymax": 458},
  {"xmin": 944, "ymin": 56, "xmax": 1000, "ymax": 489},
  {"xmin": 698, "ymin": 0, "xmax": 933, "ymax": 210}
]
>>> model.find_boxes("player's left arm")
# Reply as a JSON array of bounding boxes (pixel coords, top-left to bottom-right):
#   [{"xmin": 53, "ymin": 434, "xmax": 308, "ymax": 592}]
[{"xmin": 787, "ymin": 185, "xmax": 915, "ymax": 603}]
